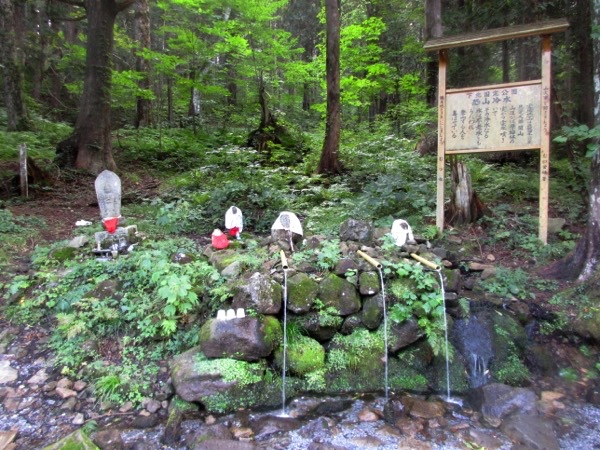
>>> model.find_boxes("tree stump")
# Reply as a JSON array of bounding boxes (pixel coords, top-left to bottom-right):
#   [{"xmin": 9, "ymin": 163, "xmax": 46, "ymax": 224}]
[{"xmin": 447, "ymin": 159, "xmax": 486, "ymax": 225}]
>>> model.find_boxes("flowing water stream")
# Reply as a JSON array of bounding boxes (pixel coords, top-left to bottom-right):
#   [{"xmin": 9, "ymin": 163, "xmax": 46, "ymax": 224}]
[
  {"xmin": 436, "ymin": 269, "xmax": 451, "ymax": 401},
  {"xmin": 376, "ymin": 268, "xmax": 389, "ymax": 401},
  {"xmin": 280, "ymin": 267, "xmax": 289, "ymax": 417}
]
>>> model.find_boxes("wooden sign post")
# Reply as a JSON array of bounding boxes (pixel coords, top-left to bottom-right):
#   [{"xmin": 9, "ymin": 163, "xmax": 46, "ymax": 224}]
[
  {"xmin": 424, "ymin": 19, "xmax": 569, "ymax": 244},
  {"xmin": 19, "ymin": 143, "xmax": 28, "ymax": 198}
]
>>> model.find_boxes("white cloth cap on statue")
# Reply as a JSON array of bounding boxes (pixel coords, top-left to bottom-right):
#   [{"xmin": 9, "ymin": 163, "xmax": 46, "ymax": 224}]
[
  {"xmin": 225, "ymin": 206, "xmax": 244, "ymax": 233},
  {"xmin": 271, "ymin": 211, "xmax": 303, "ymax": 236},
  {"xmin": 391, "ymin": 219, "xmax": 414, "ymax": 246}
]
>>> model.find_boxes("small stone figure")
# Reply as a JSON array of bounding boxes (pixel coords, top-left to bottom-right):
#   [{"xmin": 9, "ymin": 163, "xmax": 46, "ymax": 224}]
[
  {"xmin": 211, "ymin": 229, "xmax": 230, "ymax": 250},
  {"xmin": 94, "ymin": 170, "xmax": 122, "ymax": 234},
  {"xmin": 271, "ymin": 211, "xmax": 303, "ymax": 251},
  {"xmin": 391, "ymin": 219, "xmax": 415, "ymax": 247},
  {"xmin": 225, "ymin": 206, "xmax": 243, "ymax": 239}
]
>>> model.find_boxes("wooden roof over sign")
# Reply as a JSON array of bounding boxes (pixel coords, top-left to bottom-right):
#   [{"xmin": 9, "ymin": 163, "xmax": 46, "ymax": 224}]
[{"xmin": 423, "ymin": 18, "xmax": 569, "ymax": 52}]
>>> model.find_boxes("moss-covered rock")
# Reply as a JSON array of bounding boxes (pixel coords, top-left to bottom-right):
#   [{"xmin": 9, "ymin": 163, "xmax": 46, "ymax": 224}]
[
  {"xmin": 233, "ymin": 272, "xmax": 282, "ymax": 314},
  {"xmin": 163, "ymin": 395, "xmax": 200, "ymax": 446},
  {"xmin": 318, "ymin": 274, "xmax": 361, "ymax": 316},
  {"xmin": 171, "ymin": 347, "xmax": 285, "ymax": 413},
  {"xmin": 43, "ymin": 429, "xmax": 99, "ymax": 450},
  {"xmin": 82, "ymin": 279, "xmax": 122, "ymax": 301},
  {"xmin": 361, "ymin": 293, "xmax": 383, "ymax": 330},
  {"xmin": 573, "ymin": 308, "xmax": 600, "ymax": 342},
  {"xmin": 208, "ymin": 249, "xmax": 238, "ymax": 271},
  {"xmin": 294, "ymin": 311, "xmax": 343, "ymax": 341},
  {"xmin": 263, "ymin": 314, "xmax": 283, "ymax": 348},
  {"xmin": 490, "ymin": 311, "xmax": 530, "ymax": 386},
  {"xmin": 324, "ymin": 329, "xmax": 385, "ymax": 393},
  {"xmin": 358, "ymin": 271, "xmax": 380, "ymax": 296},
  {"xmin": 199, "ymin": 316, "xmax": 280, "ymax": 361},
  {"xmin": 287, "ymin": 272, "xmax": 318, "ymax": 313},
  {"xmin": 275, "ymin": 335, "xmax": 325, "ymax": 376},
  {"xmin": 49, "ymin": 246, "xmax": 78, "ymax": 262}
]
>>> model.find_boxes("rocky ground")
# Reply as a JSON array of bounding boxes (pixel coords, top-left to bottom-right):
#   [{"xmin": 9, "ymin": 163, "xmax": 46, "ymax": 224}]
[{"xmin": 1, "ymin": 326, "xmax": 600, "ymax": 450}]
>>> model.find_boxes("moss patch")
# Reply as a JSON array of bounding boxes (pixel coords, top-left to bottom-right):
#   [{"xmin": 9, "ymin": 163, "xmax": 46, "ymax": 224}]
[
  {"xmin": 280, "ymin": 335, "xmax": 325, "ymax": 376},
  {"xmin": 263, "ymin": 315, "xmax": 283, "ymax": 347}
]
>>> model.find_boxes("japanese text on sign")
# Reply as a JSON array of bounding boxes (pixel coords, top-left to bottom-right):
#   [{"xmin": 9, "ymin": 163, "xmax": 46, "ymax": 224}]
[{"xmin": 445, "ymin": 84, "xmax": 541, "ymax": 151}]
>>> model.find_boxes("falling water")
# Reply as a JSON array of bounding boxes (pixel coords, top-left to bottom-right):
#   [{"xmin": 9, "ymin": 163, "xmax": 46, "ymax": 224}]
[
  {"xmin": 376, "ymin": 268, "xmax": 389, "ymax": 401},
  {"xmin": 436, "ymin": 269, "xmax": 451, "ymax": 401},
  {"xmin": 281, "ymin": 268, "xmax": 289, "ymax": 416}
]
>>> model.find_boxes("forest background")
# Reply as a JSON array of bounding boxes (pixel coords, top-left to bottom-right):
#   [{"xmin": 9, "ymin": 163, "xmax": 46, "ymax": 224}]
[{"xmin": 0, "ymin": 0, "xmax": 599, "ymax": 415}]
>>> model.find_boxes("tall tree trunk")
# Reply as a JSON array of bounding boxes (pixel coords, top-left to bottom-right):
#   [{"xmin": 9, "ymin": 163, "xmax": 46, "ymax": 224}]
[
  {"xmin": 0, "ymin": 0, "xmax": 31, "ymax": 131},
  {"xmin": 134, "ymin": 0, "xmax": 151, "ymax": 128},
  {"xmin": 573, "ymin": 0, "xmax": 594, "ymax": 127},
  {"xmin": 56, "ymin": 0, "xmax": 134, "ymax": 174},
  {"xmin": 30, "ymin": 3, "xmax": 44, "ymax": 102},
  {"xmin": 542, "ymin": 1, "xmax": 600, "ymax": 281},
  {"xmin": 425, "ymin": 0, "xmax": 442, "ymax": 106},
  {"xmin": 317, "ymin": 0, "xmax": 341, "ymax": 175}
]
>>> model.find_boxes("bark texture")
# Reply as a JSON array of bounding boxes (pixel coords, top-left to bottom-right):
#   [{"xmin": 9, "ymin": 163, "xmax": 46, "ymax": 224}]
[
  {"xmin": 134, "ymin": 0, "xmax": 152, "ymax": 128},
  {"xmin": 542, "ymin": 2, "xmax": 600, "ymax": 281},
  {"xmin": 56, "ymin": 0, "xmax": 135, "ymax": 174},
  {"xmin": 0, "ymin": 0, "xmax": 30, "ymax": 131},
  {"xmin": 317, "ymin": 0, "xmax": 342, "ymax": 175},
  {"xmin": 447, "ymin": 160, "xmax": 486, "ymax": 225}
]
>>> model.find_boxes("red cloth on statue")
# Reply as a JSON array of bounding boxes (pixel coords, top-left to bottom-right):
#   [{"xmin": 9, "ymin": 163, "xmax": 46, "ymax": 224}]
[{"xmin": 211, "ymin": 229, "xmax": 230, "ymax": 249}]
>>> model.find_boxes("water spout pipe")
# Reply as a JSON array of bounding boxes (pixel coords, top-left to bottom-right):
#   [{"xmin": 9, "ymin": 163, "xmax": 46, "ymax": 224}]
[
  {"xmin": 280, "ymin": 250, "xmax": 289, "ymax": 270},
  {"xmin": 410, "ymin": 253, "xmax": 441, "ymax": 271},
  {"xmin": 357, "ymin": 250, "xmax": 382, "ymax": 269}
]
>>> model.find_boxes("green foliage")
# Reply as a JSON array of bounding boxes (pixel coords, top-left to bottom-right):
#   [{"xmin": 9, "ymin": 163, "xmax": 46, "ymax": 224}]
[
  {"xmin": 481, "ymin": 267, "xmax": 557, "ymax": 301},
  {"xmin": 480, "ymin": 205, "xmax": 578, "ymax": 263},
  {"xmin": 386, "ymin": 260, "xmax": 447, "ymax": 356},
  {"xmin": 0, "ymin": 116, "xmax": 71, "ymax": 161},
  {"xmin": 154, "ymin": 200, "xmax": 200, "ymax": 235},
  {"xmin": 195, "ymin": 354, "xmax": 264, "ymax": 387},
  {"xmin": 316, "ymin": 239, "xmax": 342, "ymax": 271},
  {"xmin": 94, "ymin": 374, "xmax": 123, "ymax": 404},
  {"xmin": 313, "ymin": 298, "xmax": 344, "ymax": 328},
  {"xmin": 327, "ymin": 329, "xmax": 384, "ymax": 372},
  {"xmin": 5, "ymin": 237, "xmax": 231, "ymax": 403},
  {"xmin": 0, "ymin": 210, "xmax": 45, "ymax": 269},
  {"xmin": 495, "ymin": 353, "xmax": 530, "ymax": 385},
  {"xmin": 554, "ymin": 124, "xmax": 600, "ymax": 158}
]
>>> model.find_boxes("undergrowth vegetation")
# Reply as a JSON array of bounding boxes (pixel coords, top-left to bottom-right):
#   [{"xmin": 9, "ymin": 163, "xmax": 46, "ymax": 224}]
[{"xmin": 0, "ymin": 114, "xmax": 592, "ymax": 406}]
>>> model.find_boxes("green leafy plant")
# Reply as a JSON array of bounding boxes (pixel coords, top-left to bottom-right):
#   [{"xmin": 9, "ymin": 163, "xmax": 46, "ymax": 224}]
[
  {"xmin": 316, "ymin": 239, "xmax": 342, "ymax": 271},
  {"xmin": 480, "ymin": 267, "xmax": 532, "ymax": 299},
  {"xmin": 387, "ymin": 260, "xmax": 447, "ymax": 356}
]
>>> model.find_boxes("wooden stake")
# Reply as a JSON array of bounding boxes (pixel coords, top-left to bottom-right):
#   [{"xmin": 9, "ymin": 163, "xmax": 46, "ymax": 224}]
[
  {"xmin": 436, "ymin": 50, "xmax": 448, "ymax": 235},
  {"xmin": 19, "ymin": 143, "xmax": 28, "ymax": 198},
  {"xmin": 539, "ymin": 35, "xmax": 551, "ymax": 245}
]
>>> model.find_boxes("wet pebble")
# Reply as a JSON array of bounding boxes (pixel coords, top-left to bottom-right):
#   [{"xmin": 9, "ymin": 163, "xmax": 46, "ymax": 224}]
[
  {"xmin": 357, "ymin": 407, "xmax": 382, "ymax": 422},
  {"xmin": 92, "ymin": 429, "xmax": 125, "ymax": 450}
]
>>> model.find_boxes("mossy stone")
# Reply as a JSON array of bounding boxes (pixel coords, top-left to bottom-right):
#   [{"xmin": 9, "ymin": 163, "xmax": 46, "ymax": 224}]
[
  {"xmin": 324, "ymin": 329, "xmax": 385, "ymax": 393},
  {"xmin": 287, "ymin": 272, "xmax": 318, "ymax": 313},
  {"xmin": 318, "ymin": 273, "xmax": 361, "ymax": 316},
  {"xmin": 43, "ymin": 430, "xmax": 99, "ymax": 450},
  {"xmin": 276, "ymin": 335, "xmax": 325, "ymax": 376},
  {"xmin": 262, "ymin": 315, "xmax": 283, "ymax": 347},
  {"xmin": 490, "ymin": 311, "xmax": 530, "ymax": 386},
  {"xmin": 361, "ymin": 293, "xmax": 383, "ymax": 330},
  {"xmin": 358, "ymin": 271, "xmax": 380, "ymax": 296},
  {"xmin": 49, "ymin": 246, "xmax": 78, "ymax": 262}
]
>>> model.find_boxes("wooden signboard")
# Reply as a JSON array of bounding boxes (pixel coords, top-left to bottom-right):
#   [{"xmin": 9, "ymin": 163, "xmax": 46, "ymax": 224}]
[{"xmin": 424, "ymin": 19, "xmax": 568, "ymax": 244}]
